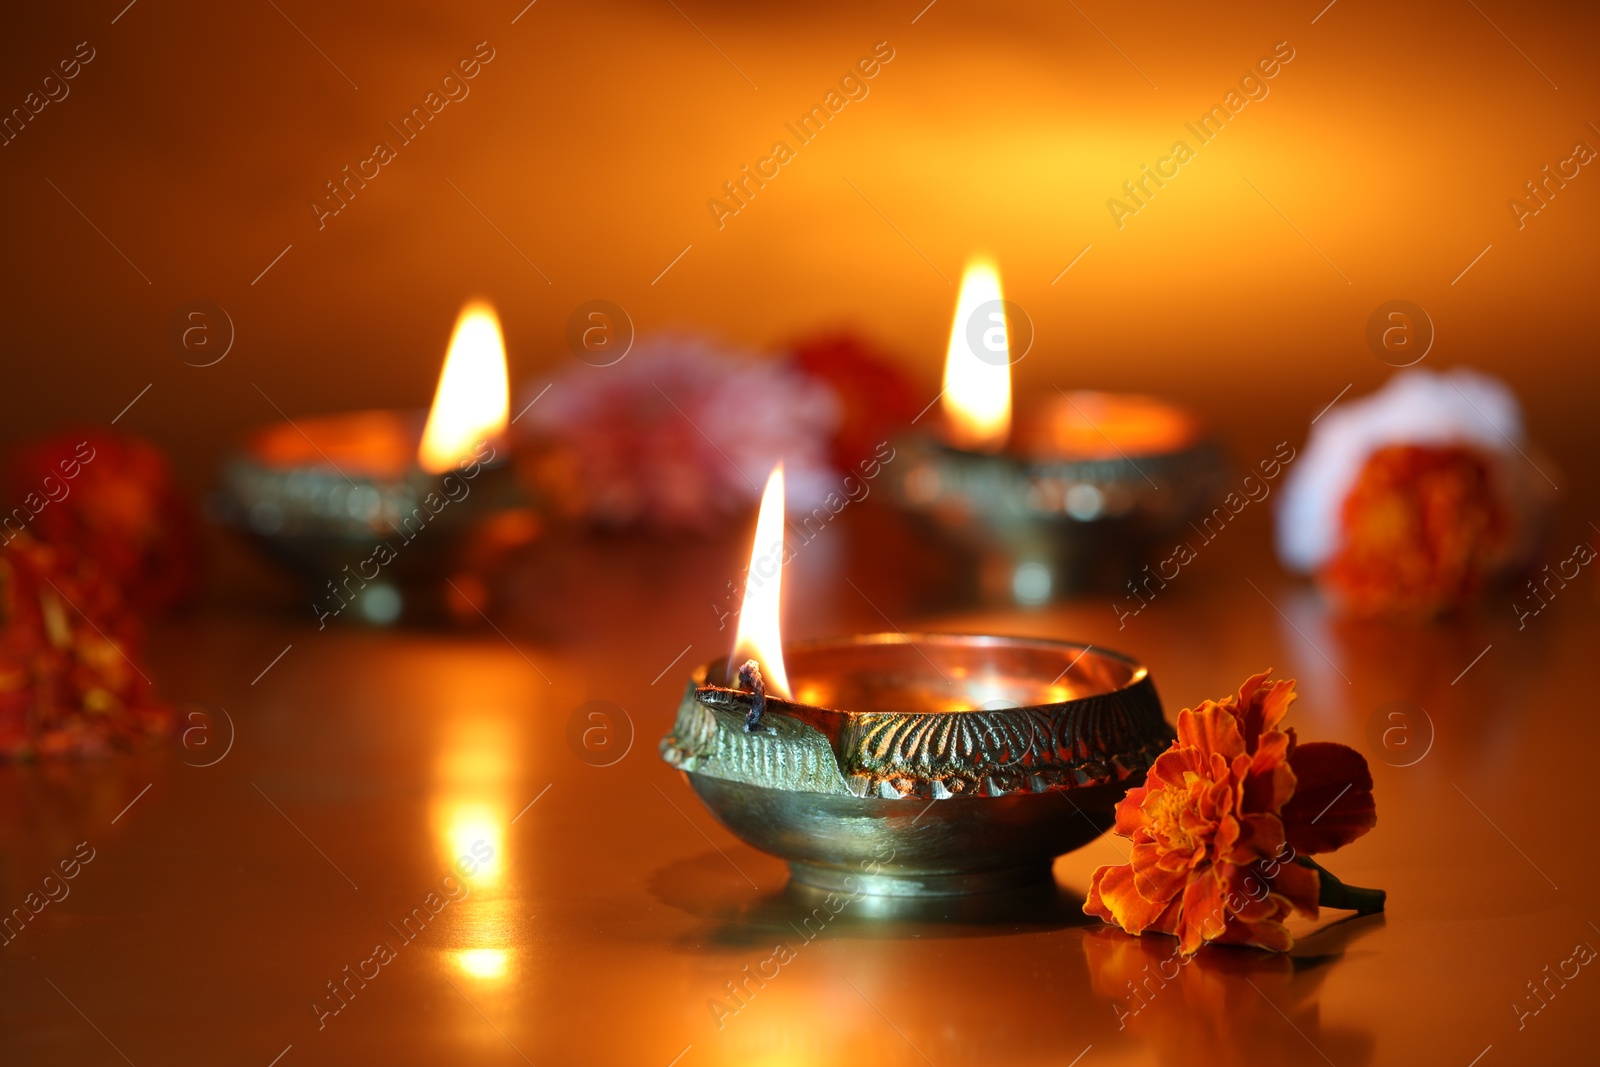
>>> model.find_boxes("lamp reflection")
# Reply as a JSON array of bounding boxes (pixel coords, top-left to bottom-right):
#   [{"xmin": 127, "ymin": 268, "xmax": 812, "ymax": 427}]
[
  {"xmin": 442, "ymin": 802, "xmax": 505, "ymax": 888},
  {"xmin": 454, "ymin": 948, "xmax": 510, "ymax": 980},
  {"xmin": 1081, "ymin": 926, "xmax": 1377, "ymax": 1064},
  {"xmin": 431, "ymin": 712, "xmax": 517, "ymax": 981}
]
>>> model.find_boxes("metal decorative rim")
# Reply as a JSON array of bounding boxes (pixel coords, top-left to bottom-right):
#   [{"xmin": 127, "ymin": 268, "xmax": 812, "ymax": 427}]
[
  {"xmin": 894, "ymin": 436, "xmax": 1230, "ymax": 525},
  {"xmin": 660, "ymin": 633, "xmax": 1174, "ymax": 800}
]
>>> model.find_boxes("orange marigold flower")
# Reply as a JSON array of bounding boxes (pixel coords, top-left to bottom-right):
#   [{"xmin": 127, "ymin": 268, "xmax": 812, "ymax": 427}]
[
  {"xmin": 1085, "ymin": 671, "xmax": 1379, "ymax": 954},
  {"xmin": 1318, "ymin": 444, "xmax": 1512, "ymax": 619}
]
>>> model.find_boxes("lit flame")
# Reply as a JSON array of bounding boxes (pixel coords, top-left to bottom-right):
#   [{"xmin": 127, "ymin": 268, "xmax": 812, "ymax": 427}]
[
  {"xmin": 732, "ymin": 463, "xmax": 791, "ymax": 699},
  {"xmin": 940, "ymin": 258, "xmax": 1012, "ymax": 452},
  {"xmin": 418, "ymin": 300, "xmax": 510, "ymax": 473}
]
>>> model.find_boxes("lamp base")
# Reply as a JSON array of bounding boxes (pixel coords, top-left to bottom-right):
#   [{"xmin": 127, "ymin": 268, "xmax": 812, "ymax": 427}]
[{"xmin": 788, "ymin": 860, "xmax": 1052, "ymax": 898}]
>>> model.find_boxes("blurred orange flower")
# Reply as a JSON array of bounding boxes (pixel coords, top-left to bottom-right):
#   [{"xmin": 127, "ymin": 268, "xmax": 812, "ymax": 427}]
[
  {"xmin": 0, "ymin": 534, "xmax": 171, "ymax": 759},
  {"xmin": 1085, "ymin": 671, "xmax": 1379, "ymax": 954},
  {"xmin": 1318, "ymin": 444, "xmax": 1513, "ymax": 619}
]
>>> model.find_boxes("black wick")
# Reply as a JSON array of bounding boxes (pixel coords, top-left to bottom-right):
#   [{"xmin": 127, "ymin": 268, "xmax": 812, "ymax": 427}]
[{"xmin": 737, "ymin": 659, "xmax": 767, "ymax": 732}]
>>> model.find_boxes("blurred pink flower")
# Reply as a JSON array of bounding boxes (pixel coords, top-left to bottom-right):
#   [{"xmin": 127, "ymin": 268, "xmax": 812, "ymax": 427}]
[{"xmin": 517, "ymin": 335, "xmax": 840, "ymax": 531}]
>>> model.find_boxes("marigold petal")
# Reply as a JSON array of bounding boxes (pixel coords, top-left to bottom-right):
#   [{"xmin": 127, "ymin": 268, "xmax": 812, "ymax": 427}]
[
  {"xmin": 1131, "ymin": 842, "xmax": 1191, "ymax": 901},
  {"xmin": 1184, "ymin": 793, "xmax": 1216, "ymax": 831},
  {"xmin": 1083, "ymin": 864, "xmax": 1118, "ymax": 923},
  {"xmin": 1174, "ymin": 701, "xmax": 1217, "ymax": 748},
  {"xmin": 1113, "ymin": 783, "xmax": 1153, "ymax": 837},
  {"xmin": 1258, "ymin": 680, "xmax": 1297, "ymax": 736},
  {"xmin": 1145, "ymin": 895, "xmax": 1183, "ymax": 936},
  {"xmin": 1086, "ymin": 862, "xmax": 1180, "ymax": 935},
  {"xmin": 1146, "ymin": 837, "xmax": 1200, "ymax": 873},
  {"xmin": 1251, "ymin": 729, "xmax": 1291, "ymax": 775},
  {"xmin": 1219, "ymin": 856, "xmax": 1315, "ymax": 927},
  {"xmin": 1214, "ymin": 812, "xmax": 1241, "ymax": 858},
  {"xmin": 1283, "ymin": 742, "xmax": 1377, "ymax": 854},
  {"xmin": 1243, "ymin": 758, "xmax": 1297, "ymax": 819},
  {"xmin": 1234, "ymin": 812, "xmax": 1287, "ymax": 859},
  {"xmin": 1179, "ymin": 702, "xmax": 1248, "ymax": 761},
  {"xmin": 1223, "ymin": 887, "xmax": 1281, "ymax": 925},
  {"xmin": 1178, "ymin": 868, "xmax": 1227, "ymax": 954},
  {"xmin": 1268, "ymin": 855, "xmax": 1322, "ymax": 916},
  {"xmin": 1236, "ymin": 669, "xmax": 1274, "ymax": 711},
  {"xmin": 1237, "ymin": 672, "xmax": 1298, "ymax": 754},
  {"xmin": 1149, "ymin": 745, "xmax": 1206, "ymax": 789}
]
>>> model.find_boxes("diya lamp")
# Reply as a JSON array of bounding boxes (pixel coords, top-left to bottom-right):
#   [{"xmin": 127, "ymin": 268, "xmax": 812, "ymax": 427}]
[
  {"xmin": 661, "ymin": 463, "xmax": 1174, "ymax": 897},
  {"xmin": 218, "ymin": 300, "xmax": 538, "ymax": 625},
  {"xmin": 891, "ymin": 258, "xmax": 1229, "ymax": 605}
]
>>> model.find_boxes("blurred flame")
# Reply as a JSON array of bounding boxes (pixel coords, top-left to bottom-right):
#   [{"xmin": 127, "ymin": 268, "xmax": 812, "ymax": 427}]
[
  {"xmin": 455, "ymin": 948, "xmax": 509, "ymax": 980},
  {"xmin": 418, "ymin": 300, "xmax": 509, "ymax": 472},
  {"xmin": 732, "ymin": 463, "xmax": 791, "ymax": 698},
  {"xmin": 940, "ymin": 258, "xmax": 1011, "ymax": 452}
]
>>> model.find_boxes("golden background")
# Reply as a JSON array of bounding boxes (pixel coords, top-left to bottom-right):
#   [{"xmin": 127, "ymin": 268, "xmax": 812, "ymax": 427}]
[{"xmin": 1, "ymin": 0, "xmax": 1595, "ymax": 501}]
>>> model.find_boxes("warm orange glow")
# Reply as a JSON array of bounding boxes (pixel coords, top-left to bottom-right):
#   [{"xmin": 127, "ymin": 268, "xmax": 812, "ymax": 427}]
[
  {"xmin": 431, "ymin": 712, "xmax": 515, "ymax": 979},
  {"xmin": 454, "ymin": 948, "xmax": 509, "ymax": 979},
  {"xmin": 432, "ymin": 714, "xmax": 512, "ymax": 890},
  {"xmin": 1023, "ymin": 391, "xmax": 1202, "ymax": 461},
  {"xmin": 418, "ymin": 300, "xmax": 510, "ymax": 473},
  {"xmin": 732, "ymin": 463, "xmax": 791, "ymax": 699},
  {"xmin": 444, "ymin": 802, "xmax": 505, "ymax": 887},
  {"xmin": 941, "ymin": 258, "xmax": 1012, "ymax": 453}
]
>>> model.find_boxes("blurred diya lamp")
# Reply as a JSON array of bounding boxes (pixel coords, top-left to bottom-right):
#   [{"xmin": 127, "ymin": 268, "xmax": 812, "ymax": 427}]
[
  {"xmin": 890, "ymin": 259, "xmax": 1228, "ymax": 605},
  {"xmin": 217, "ymin": 301, "xmax": 538, "ymax": 625},
  {"xmin": 661, "ymin": 465, "xmax": 1174, "ymax": 896}
]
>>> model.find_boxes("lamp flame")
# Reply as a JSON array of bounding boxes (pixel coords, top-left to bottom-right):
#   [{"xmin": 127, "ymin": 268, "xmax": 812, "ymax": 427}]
[
  {"xmin": 940, "ymin": 258, "xmax": 1012, "ymax": 452},
  {"xmin": 732, "ymin": 463, "xmax": 791, "ymax": 699},
  {"xmin": 418, "ymin": 300, "xmax": 510, "ymax": 473}
]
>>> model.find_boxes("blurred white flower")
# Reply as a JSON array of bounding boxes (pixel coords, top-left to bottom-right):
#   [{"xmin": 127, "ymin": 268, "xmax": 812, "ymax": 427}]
[{"xmin": 1275, "ymin": 368, "xmax": 1525, "ymax": 572}]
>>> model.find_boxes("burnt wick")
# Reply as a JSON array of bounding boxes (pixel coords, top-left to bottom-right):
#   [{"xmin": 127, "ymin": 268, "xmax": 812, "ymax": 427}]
[{"xmin": 737, "ymin": 659, "xmax": 767, "ymax": 732}]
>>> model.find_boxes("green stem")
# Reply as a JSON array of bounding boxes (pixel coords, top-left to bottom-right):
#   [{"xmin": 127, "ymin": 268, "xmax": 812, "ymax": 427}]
[{"xmin": 1299, "ymin": 856, "xmax": 1386, "ymax": 916}]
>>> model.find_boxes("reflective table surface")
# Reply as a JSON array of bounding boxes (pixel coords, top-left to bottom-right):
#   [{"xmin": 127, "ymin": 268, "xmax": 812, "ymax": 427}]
[{"xmin": 2, "ymin": 510, "xmax": 1595, "ymax": 1066}]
